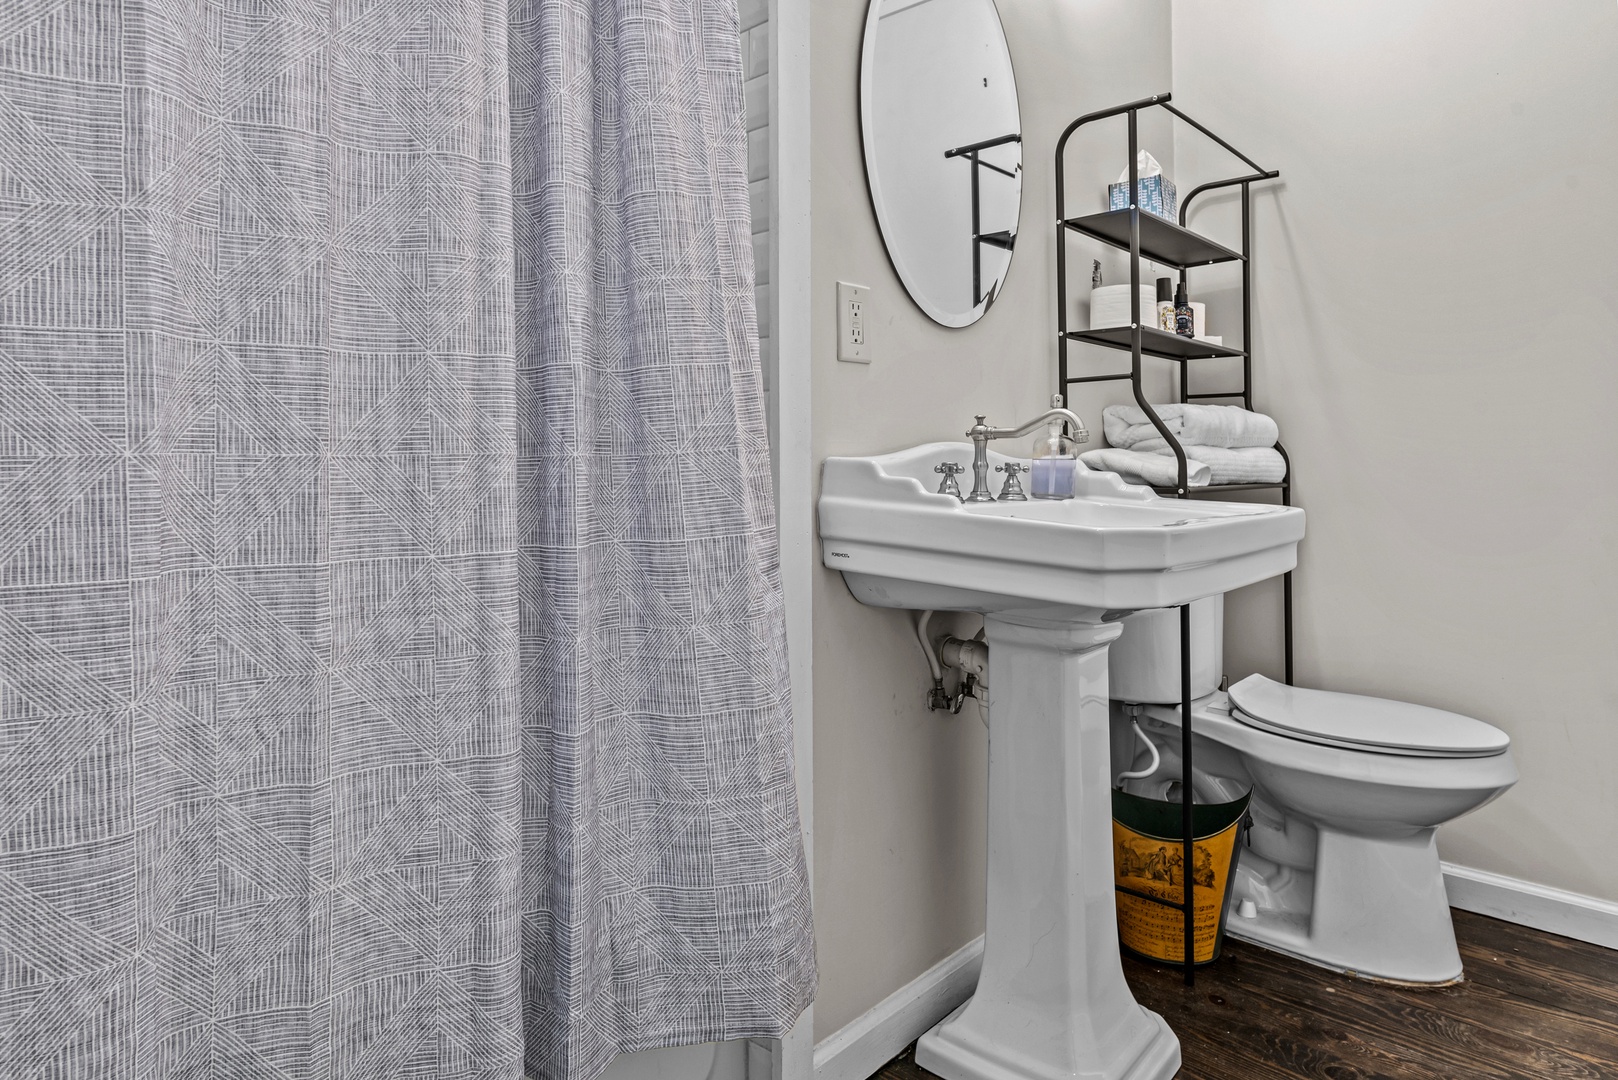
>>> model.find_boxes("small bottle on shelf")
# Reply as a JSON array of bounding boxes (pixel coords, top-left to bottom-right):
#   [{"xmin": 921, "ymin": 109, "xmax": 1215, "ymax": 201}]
[
  {"xmin": 1030, "ymin": 396, "xmax": 1078, "ymax": 500},
  {"xmin": 1174, "ymin": 282, "xmax": 1194, "ymax": 338},
  {"xmin": 1156, "ymin": 277, "xmax": 1175, "ymax": 333}
]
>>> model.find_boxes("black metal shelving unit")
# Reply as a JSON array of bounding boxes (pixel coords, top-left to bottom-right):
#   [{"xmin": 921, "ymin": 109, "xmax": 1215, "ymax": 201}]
[{"xmin": 1054, "ymin": 92, "xmax": 1290, "ymax": 986}]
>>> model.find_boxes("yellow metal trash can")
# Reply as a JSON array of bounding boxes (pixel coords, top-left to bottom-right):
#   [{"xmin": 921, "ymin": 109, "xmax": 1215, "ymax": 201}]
[{"xmin": 1111, "ymin": 788, "xmax": 1250, "ymax": 966}]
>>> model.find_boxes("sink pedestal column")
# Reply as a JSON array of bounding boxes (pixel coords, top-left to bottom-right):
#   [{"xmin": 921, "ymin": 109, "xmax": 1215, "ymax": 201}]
[{"xmin": 917, "ymin": 615, "xmax": 1181, "ymax": 1080}]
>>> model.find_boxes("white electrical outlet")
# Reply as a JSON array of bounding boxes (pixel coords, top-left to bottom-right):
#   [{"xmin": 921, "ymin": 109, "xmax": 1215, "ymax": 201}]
[{"xmin": 837, "ymin": 281, "xmax": 871, "ymax": 363}]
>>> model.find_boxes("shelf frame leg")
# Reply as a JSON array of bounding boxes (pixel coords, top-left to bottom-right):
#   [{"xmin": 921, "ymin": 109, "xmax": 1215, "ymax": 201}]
[{"xmin": 1180, "ymin": 602, "xmax": 1195, "ymax": 985}]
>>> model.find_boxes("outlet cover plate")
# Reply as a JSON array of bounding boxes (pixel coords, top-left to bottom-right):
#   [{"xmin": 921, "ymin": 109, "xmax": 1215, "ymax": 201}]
[{"xmin": 837, "ymin": 281, "xmax": 871, "ymax": 363}]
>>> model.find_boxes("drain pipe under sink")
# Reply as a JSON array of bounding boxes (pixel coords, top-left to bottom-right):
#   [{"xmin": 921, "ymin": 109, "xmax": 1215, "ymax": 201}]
[{"xmin": 940, "ymin": 634, "xmax": 989, "ymax": 687}]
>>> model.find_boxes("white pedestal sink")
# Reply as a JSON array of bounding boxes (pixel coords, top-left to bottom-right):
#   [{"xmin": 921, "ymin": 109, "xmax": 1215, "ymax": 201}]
[{"xmin": 819, "ymin": 443, "xmax": 1305, "ymax": 1080}]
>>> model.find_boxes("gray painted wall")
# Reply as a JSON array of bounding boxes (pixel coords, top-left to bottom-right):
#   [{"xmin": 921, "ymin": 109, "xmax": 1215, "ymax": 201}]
[{"xmin": 1173, "ymin": 0, "xmax": 1618, "ymax": 904}]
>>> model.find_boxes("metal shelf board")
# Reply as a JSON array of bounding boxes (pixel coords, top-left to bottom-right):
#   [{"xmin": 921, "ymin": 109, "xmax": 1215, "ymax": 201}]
[
  {"xmin": 1152, "ymin": 481, "xmax": 1288, "ymax": 497},
  {"xmin": 1062, "ymin": 208, "xmax": 1242, "ymax": 268},
  {"xmin": 1066, "ymin": 325, "xmax": 1245, "ymax": 361}
]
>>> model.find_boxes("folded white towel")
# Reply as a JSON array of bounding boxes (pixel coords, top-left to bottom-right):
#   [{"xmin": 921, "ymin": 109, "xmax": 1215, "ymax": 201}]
[
  {"xmin": 1080, "ymin": 448, "xmax": 1212, "ymax": 489},
  {"xmin": 1103, "ymin": 403, "xmax": 1278, "ymax": 450},
  {"xmin": 1140, "ymin": 443, "xmax": 1286, "ymax": 485}
]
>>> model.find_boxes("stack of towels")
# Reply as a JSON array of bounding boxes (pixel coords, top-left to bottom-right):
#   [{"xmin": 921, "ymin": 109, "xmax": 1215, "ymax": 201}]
[{"xmin": 1079, "ymin": 403, "xmax": 1286, "ymax": 488}]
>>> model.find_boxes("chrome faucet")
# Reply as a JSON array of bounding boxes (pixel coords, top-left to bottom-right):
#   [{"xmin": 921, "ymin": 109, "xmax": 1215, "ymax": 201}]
[{"xmin": 963, "ymin": 396, "xmax": 1090, "ymax": 503}]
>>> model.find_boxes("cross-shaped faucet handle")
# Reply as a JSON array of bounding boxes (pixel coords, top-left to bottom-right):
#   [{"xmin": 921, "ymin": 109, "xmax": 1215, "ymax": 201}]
[{"xmin": 996, "ymin": 461, "xmax": 1028, "ymax": 501}]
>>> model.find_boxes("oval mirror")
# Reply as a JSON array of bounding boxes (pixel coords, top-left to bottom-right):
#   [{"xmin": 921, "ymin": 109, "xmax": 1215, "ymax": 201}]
[{"xmin": 860, "ymin": 0, "xmax": 1022, "ymax": 328}]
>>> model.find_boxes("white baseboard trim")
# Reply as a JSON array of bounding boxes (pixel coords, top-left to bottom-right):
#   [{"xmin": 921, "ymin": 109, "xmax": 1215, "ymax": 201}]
[
  {"xmin": 812, "ymin": 936, "xmax": 983, "ymax": 1080},
  {"xmin": 1443, "ymin": 862, "xmax": 1618, "ymax": 951}
]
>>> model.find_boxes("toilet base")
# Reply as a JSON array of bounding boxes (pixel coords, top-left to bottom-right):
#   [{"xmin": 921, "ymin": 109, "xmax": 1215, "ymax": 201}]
[
  {"xmin": 917, "ymin": 999, "xmax": 1181, "ymax": 1080},
  {"xmin": 1224, "ymin": 919, "xmax": 1464, "ymax": 987},
  {"xmin": 1230, "ymin": 825, "xmax": 1463, "ymax": 984}
]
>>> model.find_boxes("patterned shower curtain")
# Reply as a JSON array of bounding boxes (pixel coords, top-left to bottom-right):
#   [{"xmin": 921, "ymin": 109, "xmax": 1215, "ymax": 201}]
[
  {"xmin": 507, "ymin": 0, "xmax": 815, "ymax": 1077},
  {"xmin": 0, "ymin": 1, "xmax": 813, "ymax": 1077}
]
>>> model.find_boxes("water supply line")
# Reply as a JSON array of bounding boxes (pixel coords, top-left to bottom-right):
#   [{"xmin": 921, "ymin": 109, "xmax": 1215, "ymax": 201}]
[
  {"xmin": 1115, "ymin": 703, "xmax": 1162, "ymax": 788},
  {"xmin": 916, "ymin": 611, "xmax": 952, "ymax": 711}
]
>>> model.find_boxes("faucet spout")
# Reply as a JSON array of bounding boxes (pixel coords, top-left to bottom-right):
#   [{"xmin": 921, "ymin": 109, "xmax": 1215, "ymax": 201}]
[{"xmin": 964, "ymin": 401, "xmax": 1089, "ymax": 503}]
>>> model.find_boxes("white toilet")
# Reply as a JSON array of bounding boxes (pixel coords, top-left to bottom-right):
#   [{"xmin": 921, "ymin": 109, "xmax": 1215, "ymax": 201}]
[{"xmin": 1108, "ymin": 598, "xmax": 1518, "ymax": 985}]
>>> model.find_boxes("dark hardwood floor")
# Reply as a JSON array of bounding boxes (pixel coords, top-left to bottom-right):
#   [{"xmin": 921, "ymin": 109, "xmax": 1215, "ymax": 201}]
[{"xmin": 877, "ymin": 911, "xmax": 1618, "ymax": 1079}]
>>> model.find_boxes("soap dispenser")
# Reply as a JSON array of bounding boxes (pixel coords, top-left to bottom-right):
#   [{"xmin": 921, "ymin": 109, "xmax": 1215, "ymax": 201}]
[{"xmin": 1030, "ymin": 395, "xmax": 1078, "ymax": 500}]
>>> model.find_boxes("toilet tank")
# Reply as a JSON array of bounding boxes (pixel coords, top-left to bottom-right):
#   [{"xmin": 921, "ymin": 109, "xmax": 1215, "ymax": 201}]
[{"xmin": 1108, "ymin": 594, "xmax": 1223, "ymax": 704}]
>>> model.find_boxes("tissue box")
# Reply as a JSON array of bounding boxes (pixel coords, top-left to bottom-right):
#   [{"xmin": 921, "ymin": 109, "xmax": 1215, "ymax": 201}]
[{"xmin": 1108, "ymin": 175, "xmax": 1178, "ymax": 221}]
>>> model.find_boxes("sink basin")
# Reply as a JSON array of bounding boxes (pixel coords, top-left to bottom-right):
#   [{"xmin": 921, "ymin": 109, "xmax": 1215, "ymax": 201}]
[
  {"xmin": 818, "ymin": 440, "xmax": 1307, "ymax": 1080},
  {"xmin": 819, "ymin": 441, "xmax": 1305, "ymax": 616}
]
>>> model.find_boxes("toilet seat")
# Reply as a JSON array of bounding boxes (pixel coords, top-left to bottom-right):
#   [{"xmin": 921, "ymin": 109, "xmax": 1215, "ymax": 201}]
[{"xmin": 1227, "ymin": 675, "xmax": 1511, "ymax": 758}]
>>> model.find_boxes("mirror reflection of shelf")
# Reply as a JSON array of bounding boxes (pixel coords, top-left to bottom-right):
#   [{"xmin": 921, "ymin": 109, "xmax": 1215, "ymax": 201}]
[{"xmin": 945, "ymin": 132, "xmax": 1023, "ymax": 306}]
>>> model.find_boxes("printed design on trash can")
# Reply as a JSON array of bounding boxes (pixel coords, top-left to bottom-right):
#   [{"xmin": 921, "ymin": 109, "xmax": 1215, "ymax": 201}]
[
  {"xmin": 1115, "ymin": 838, "xmax": 1218, "ymax": 889},
  {"xmin": 1112, "ymin": 788, "xmax": 1250, "ymax": 966}
]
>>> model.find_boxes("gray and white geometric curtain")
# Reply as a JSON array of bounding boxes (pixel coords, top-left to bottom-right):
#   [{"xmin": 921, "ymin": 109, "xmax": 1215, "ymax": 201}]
[
  {"xmin": 507, "ymin": 0, "xmax": 814, "ymax": 1077},
  {"xmin": 0, "ymin": 1, "xmax": 813, "ymax": 1077}
]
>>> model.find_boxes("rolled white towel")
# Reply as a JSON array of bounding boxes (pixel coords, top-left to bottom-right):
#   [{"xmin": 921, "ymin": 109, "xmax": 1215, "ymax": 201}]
[
  {"xmin": 1080, "ymin": 448, "xmax": 1212, "ymax": 489},
  {"xmin": 1139, "ymin": 443, "xmax": 1286, "ymax": 485},
  {"xmin": 1103, "ymin": 403, "xmax": 1278, "ymax": 450}
]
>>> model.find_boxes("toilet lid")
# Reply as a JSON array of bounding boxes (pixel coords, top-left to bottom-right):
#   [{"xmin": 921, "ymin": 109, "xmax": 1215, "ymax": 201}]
[{"xmin": 1227, "ymin": 675, "xmax": 1511, "ymax": 758}]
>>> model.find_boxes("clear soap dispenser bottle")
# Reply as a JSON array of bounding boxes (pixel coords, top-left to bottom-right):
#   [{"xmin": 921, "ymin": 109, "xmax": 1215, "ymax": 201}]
[{"xmin": 1030, "ymin": 395, "xmax": 1078, "ymax": 500}]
